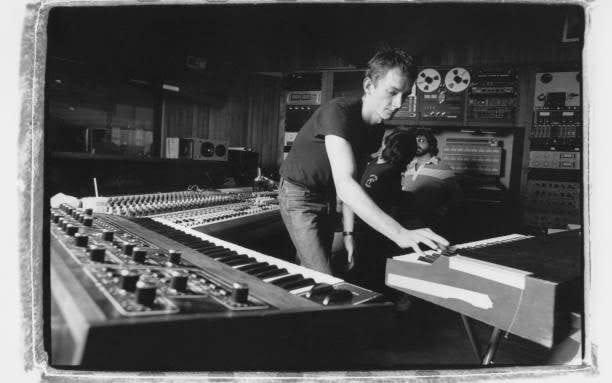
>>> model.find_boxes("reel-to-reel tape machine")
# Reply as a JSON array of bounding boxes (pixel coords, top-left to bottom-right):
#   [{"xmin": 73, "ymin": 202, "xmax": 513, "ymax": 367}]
[
  {"xmin": 415, "ymin": 67, "xmax": 471, "ymax": 122},
  {"xmin": 388, "ymin": 66, "xmax": 518, "ymax": 125},
  {"xmin": 416, "ymin": 67, "xmax": 472, "ymax": 94}
]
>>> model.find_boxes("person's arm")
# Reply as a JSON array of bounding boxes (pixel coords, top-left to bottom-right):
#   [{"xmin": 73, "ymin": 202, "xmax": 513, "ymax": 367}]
[
  {"xmin": 50, "ymin": 193, "xmax": 80, "ymax": 209},
  {"xmin": 325, "ymin": 135, "xmax": 448, "ymax": 255},
  {"xmin": 342, "ymin": 203, "xmax": 356, "ymax": 269}
]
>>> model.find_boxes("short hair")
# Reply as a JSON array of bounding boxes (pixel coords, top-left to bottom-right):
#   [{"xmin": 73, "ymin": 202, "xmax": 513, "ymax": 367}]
[
  {"xmin": 365, "ymin": 48, "xmax": 418, "ymax": 85},
  {"xmin": 381, "ymin": 130, "xmax": 417, "ymax": 169},
  {"xmin": 415, "ymin": 127, "xmax": 439, "ymax": 156}
]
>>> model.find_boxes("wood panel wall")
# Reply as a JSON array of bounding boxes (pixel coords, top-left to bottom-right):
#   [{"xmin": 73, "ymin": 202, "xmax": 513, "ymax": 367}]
[
  {"xmin": 246, "ymin": 74, "xmax": 282, "ymax": 173},
  {"xmin": 164, "ymin": 97, "xmax": 210, "ymax": 139},
  {"xmin": 207, "ymin": 73, "xmax": 249, "ymax": 145},
  {"xmin": 161, "ymin": 72, "xmax": 282, "ymax": 174}
]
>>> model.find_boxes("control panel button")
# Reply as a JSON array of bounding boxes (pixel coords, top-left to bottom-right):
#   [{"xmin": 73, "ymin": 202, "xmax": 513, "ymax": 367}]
[
  {"xmin": 102, "ymin": 230, "xmax": 114, "ymax": 242},
  {"xmin": 65, "ymin": 225, "xmax": 79, "ymax": 236},
  {"xmin": 88, "ymin": 246, "xmax": 106, "ymax": 263},
  {"xmin": 122, "ymin": 243, "xmax": 135, "ymax": 256},
  {"xmin": 169, "ymin": 270, "xmax": 188, "ymax": 292},
  {"xmin": 131, "ymin": 247, "xmax": 147, "ymax": 263},
  {"xmin": 168, "ymin": 250, "xmax": 181, "ymax": 265},
  {"xmin": 231, "ymin": 282, "xmax": 249, "ymax": 304},
  {"xmin": 119, "ymin": 269, "xmax": 140, "ymax": 292},
  {"xmin": 74, "ymin": 233, "xmax": 89, "ymax": 247},
  {"xmin": 135, "ymin": 278, "xmax": 158, "ymax": 306}
]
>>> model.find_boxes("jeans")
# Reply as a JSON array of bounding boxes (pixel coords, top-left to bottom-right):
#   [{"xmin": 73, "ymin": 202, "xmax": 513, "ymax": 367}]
[{"xmin": 278, "ymin": 178, "xmax": 336, "ymax": 274}]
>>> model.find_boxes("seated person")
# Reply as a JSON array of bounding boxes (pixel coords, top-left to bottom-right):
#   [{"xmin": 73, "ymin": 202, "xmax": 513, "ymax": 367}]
[
  {"xmin": 401, "ymin": 128, "xmax": 464, "ymax": 241},
  {"xmin": 342, "ymin": 129, "xmax": 417, "ymax": 292}
]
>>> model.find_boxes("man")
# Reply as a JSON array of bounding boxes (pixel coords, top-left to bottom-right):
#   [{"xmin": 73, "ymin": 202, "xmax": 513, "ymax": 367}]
[
  {"xmin": 401, "ymin": 128, "xmax": 464, "ymax": 240},
  {"xmin": 278, "ymin": 49, "xmax": 448, "ymax": 274}
]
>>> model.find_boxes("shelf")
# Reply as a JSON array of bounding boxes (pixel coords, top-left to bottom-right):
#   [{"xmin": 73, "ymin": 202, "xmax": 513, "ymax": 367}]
[
  {"xmin": 464, "ymin": 122, "xmax": 519, "ymax": 128},
  {"xmin": 49, "ymin": 152, "xmax": 229, "ymax": 165}
]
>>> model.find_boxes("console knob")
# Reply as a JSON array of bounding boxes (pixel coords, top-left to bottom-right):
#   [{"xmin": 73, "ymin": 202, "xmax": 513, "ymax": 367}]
[
  {"xmin": 84, "ymin": 208, "xmax": 93, "ymax": 216},
  {"xmin": 123, "ymin": 243, "xmax": 135, "ymax": 255},
  {"xmin": 119, "ymin": 269, "xmax": 140, "ymax": 292},
  {"xmin": 51, "ymin": 212, "xmax": 60, "ymax": 223},
  {"xmin": 131, "ymin": 247, "xmax": 147, "ymax": 263},
  {"xmin": 169, "ymin": 270, "xmax": 188, "ymax": 292},
  {"xmin": 65, "ymin": 225, "xmax": 78, "ymax": 236},
  {"xmin": 168, "ymin": 250, "xmax": 181, "ymax": 265},
  {"xmin": 135, "ymin": 277, "xmax": 158, "ymax": 306},
  {"xmin": 74, "ymin": 233, "xmax": 89, "ymax": 247},
  {"xmin": 102, "ymin": 230, "xmax": 114, "ymax": 242},
  {"xmin": 231, "ymin": 282, "xmax": 249, "ymax": 304},
  {"xmin": 88, "ymin": 246, "xmax": 106, "ymax": 262},
  {"xmin": 83, "ymin": 217, "xmax": 93, "ymax": 227}
]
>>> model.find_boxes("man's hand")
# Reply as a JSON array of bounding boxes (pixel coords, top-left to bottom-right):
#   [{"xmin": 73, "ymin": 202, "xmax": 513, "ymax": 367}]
[
  {"xmin": 393, "ymin": 227, "xmax": 449, "ymax": 256},
  {"xmin": 343, "ymin": 235, "xmax": 356, "ymax": 270}
]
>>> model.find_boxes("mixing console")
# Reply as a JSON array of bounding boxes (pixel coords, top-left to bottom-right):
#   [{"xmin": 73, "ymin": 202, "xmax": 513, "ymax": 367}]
[
  {"xmin": 152, "ymin": 196, "xmax": 278, "ymax": 228},
  {"xmin": 103, "ymin": 190, "xmax": 275, "ymax": 217}
]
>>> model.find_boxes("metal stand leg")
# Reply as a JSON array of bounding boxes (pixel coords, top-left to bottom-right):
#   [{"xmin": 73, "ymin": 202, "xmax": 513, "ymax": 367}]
[
  {"xmin": 459, "ymin": 314, "xmax": 503, "ymax": 365},
  {"xmin": 460, "ymin": 314, "xmax": 482, "ymax": 362},
  {"xmin": 481, "ymin": 327, "xmax": 502, "ymax": 365}
]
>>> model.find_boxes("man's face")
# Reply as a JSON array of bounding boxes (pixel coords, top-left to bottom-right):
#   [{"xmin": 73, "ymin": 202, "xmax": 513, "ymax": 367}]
[
  {"xmin": 416, "ymin": 135, "xmax": 430, "ymax": 156},
  {"xmin": 364, "ymin": 67, "xmax": 412, "ymax": 123}
]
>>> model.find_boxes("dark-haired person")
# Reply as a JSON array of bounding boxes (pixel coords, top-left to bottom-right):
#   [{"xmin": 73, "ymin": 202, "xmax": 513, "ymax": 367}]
[
  {"xmin": 279, "ymin": 48, "xmax": 449, "ymax": 274},
  {"xmin": 342, "ymin": 130, "xmax": 417, "ymax": 291},
  {"xmin": 401, "ymin": 128, "xmax": 464, "ymax": 240}
]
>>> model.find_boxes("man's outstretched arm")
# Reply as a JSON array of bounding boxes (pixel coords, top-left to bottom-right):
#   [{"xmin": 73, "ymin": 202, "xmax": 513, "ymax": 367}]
[{"xmin": 325, "ymin": 135, "xmax": 449, "ymax": 255}]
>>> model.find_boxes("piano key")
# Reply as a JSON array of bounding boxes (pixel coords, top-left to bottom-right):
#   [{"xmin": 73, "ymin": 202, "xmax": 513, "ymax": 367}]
[
  {"xmin": 454, "ymin": 234, "xmax": 531, "ymax": 250},
  {"xmin": 270, "ymin": 274, "xmax": 303, "ymax": 286},
  {"xmin": 202, "ymin": 249, "xmax": 236, "ymax": 258},
  {"xmin": 197, "ymin": 245, "xmax": 227, "ymax": 254},
  {"xmin": 236, "ymin": 262, "xmax": 269, "ymax": 272},
  {"xmin": 214, "ymin": 254, "xmax": 245, "ymax": 263},
  {"xmin": 190, "ymin": 242, "xmax": 219, "ymax": 251},
  {"xmin": 224, "ymin": 256, "xmax": 256, "ymax": 267},
  {"xmin": 281, "ymin": 278, "xmax": 316, "ymax": 291},
  {"xmin": 249, "ymin": 265, "xmax": 279, "ymax": 277},
  {"xmin": 148, "ymin": 218, "xmax": 343, "ymax": 290},
  {"xmin": 245, "ymin": 264, "xmax": 277, "ymax": 275},
  {"xmin": 254, "ymin": 268, "xmax": 288, "ymax": 280}
]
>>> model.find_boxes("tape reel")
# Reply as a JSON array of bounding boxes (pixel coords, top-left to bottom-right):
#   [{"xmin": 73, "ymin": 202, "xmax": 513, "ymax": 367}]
[
  {"xmin": 444, "ymin": 67, "xmax": 471, "ymax": 93},
  {"xmin": 416, "ymin": 68, "xmax": 441, "ymax": 93}
]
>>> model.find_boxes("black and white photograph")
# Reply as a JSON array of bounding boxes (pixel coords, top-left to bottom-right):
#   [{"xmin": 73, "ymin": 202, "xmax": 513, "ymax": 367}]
[{"xmin": 7, "ymin": 0, "xmax": 612, "ymax": 381}]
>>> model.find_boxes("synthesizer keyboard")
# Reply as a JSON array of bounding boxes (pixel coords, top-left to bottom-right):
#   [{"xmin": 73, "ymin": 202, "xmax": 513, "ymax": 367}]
[
  {"xmin": 385, "ymin": 231, "xmax": 582, "ymax": 348},
  {"xmin": 50, "ymin": 203, "xmax": 390, "ymax": 369},
  {"xmin": 132, "ymin": 216, "xmax": 379, "ymax": 303}
]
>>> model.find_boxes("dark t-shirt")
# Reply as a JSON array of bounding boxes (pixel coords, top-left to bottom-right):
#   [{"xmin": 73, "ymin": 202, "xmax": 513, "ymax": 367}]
[
  {"xmin": 356, "ymin": 161, "xmax": 403, "ymax": 235},
  {"xmin": 360, "ymin": 161, "xmax": 403, "ymax": 216},
  {"xmin": 280, "ymin": 97, "xmax": 382, "ymax": 194},
  {"xmin": 351, "ymin": 160, "xmax": 404, "ymax": 285}
]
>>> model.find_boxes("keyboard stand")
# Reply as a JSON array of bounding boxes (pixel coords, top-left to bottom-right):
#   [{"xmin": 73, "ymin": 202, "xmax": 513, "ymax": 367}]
[{"xmin": 460, "ymin": 314, "xmax": 503, "ymax": 365}]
